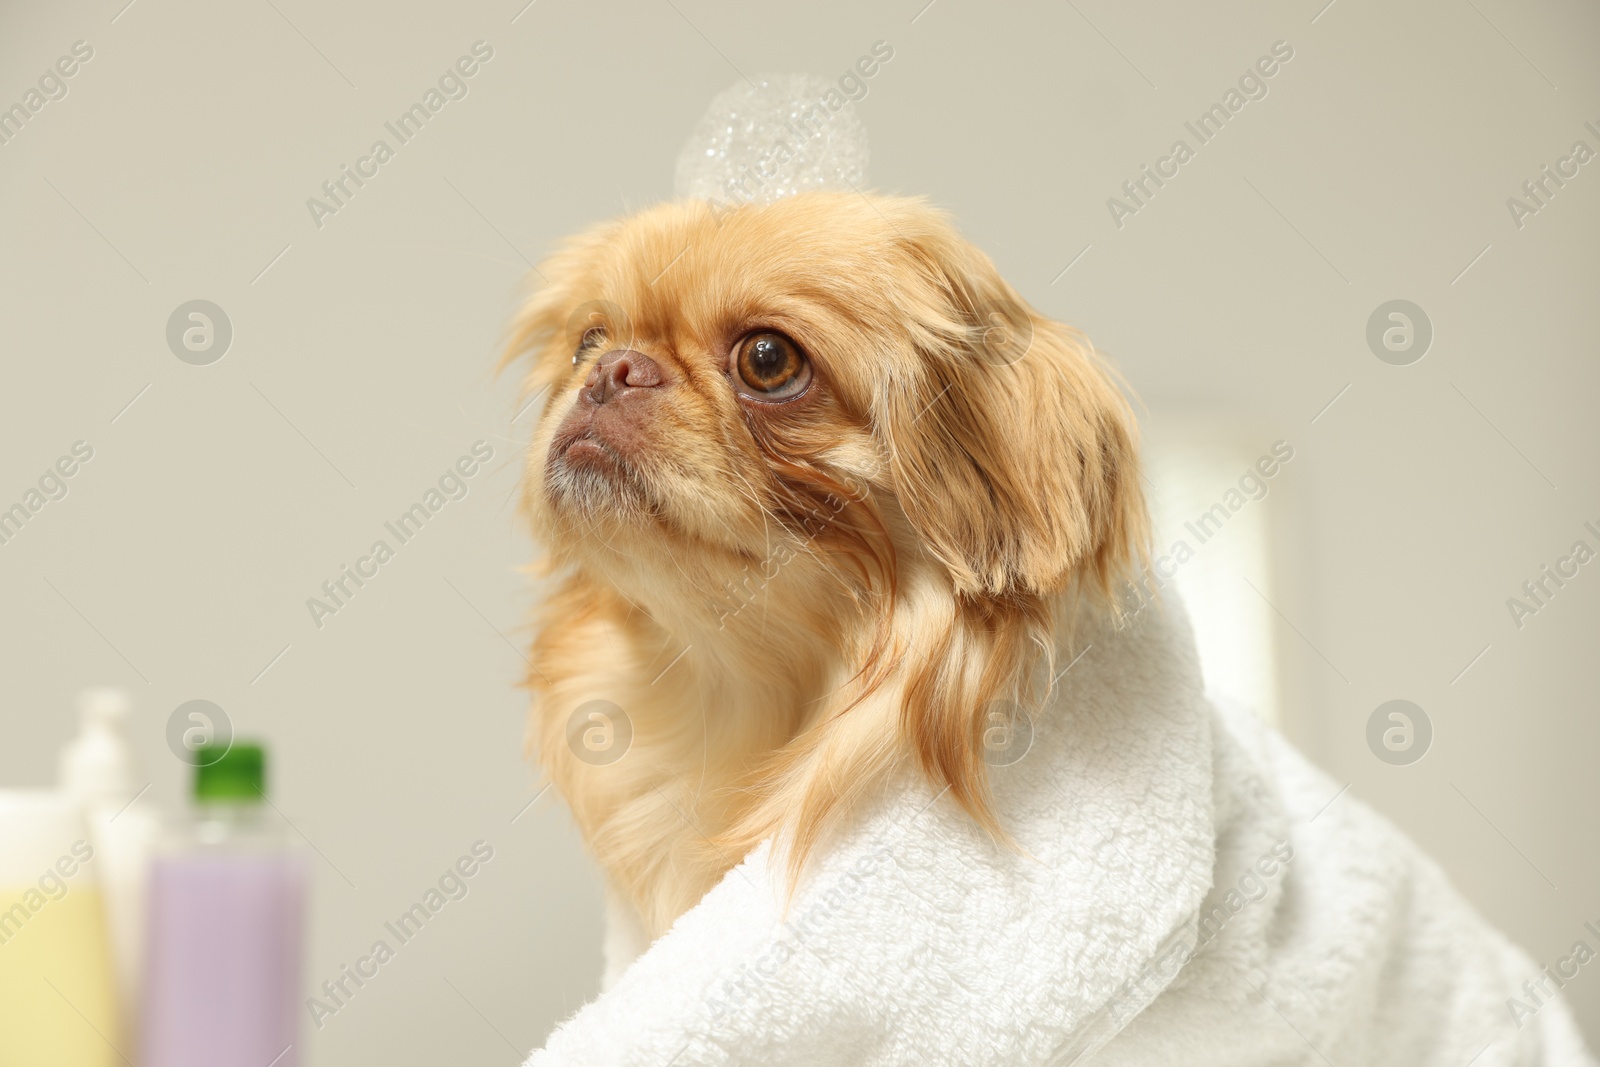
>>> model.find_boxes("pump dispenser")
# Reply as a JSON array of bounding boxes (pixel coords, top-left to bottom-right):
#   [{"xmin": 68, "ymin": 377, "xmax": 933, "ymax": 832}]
[{"xmin": 59, "ymin": 687, "xmax": 157, "ymax": 1022}]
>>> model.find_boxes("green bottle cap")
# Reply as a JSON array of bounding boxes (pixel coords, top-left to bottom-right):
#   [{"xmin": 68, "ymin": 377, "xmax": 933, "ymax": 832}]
[{"xmin": 194, "ymin": 743, "xmax": 266, "ymax": 802}]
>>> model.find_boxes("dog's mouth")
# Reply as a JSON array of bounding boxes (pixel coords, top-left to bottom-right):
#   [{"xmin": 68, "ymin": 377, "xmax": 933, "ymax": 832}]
[
  {"xmin": 545, "ymin": 409, "xmax": 654, "ymax": 508},
  {"xmin": 551, "ymin": 422, "xmax": 627, "ymax": 472}
]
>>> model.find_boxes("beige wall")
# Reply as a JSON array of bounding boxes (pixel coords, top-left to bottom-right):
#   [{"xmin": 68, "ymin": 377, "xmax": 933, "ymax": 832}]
[{"xmin": 1, "ymin": 0, "xmax": 1595, "ymax": 1059}]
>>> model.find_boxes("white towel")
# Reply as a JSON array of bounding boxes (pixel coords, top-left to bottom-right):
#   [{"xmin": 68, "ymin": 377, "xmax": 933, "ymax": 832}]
[{"xmin": 526, "ymin": 596, "xmax": 1594, "ymax": 1066}]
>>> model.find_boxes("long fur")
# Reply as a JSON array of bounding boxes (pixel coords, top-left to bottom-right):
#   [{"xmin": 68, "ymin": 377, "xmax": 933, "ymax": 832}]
[{"xmin": 502, "ymin": 192, "xmax": 1148, "ymax": 937}]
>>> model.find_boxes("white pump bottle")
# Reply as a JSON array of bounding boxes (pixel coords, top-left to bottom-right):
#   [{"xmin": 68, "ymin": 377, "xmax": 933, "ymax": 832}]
[{"xmin": 59, "ymin": 687, "xmax": 157, "ymax": 1020}]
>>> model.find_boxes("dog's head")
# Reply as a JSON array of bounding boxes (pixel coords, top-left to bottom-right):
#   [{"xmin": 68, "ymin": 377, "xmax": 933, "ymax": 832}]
[
  {"xmin": 509, "ymin": 192, "xmax": 1142, "ymax": 608},
  {"xmin": 506, "ymin": 192, "xmax": 1145, "ymax": 864}
]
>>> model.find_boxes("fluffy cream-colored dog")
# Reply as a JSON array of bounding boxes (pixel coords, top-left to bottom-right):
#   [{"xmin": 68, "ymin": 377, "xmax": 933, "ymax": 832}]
[{"xmin": 505, "ymin": 191, "xmax": 1144, "ymax": 939}]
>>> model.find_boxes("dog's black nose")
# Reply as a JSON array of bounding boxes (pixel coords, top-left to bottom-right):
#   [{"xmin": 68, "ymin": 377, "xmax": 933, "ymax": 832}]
[{"xmin": 581, "ymin": 349, "xmax": 664, "ymax": 406}]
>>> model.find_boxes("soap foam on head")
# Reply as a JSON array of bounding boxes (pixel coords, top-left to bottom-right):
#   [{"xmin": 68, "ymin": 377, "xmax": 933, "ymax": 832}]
[{"xmin": 673, "ymin": 74, "xmax": 869, "ymax": 207}]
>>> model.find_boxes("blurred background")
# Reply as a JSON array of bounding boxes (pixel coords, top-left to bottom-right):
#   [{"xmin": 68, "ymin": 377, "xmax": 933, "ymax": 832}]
[{"xmin": 1, "ymin": 0, "xmax": 1596, "ymax": 1061}]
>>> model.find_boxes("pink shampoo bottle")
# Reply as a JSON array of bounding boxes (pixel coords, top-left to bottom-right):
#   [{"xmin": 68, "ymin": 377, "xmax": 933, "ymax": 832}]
[{"xmin": 142, "ymin": 743, "xmax": 306, "ymax": 1067}]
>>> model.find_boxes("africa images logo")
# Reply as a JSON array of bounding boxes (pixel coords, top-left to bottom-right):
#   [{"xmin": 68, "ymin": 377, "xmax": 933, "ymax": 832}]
[
  {"xmin": 1105, "ymin": 40, "xmax": 1295, "ymax": 229},
  {"xmin": 305, "ymin": 441, "xmax": 493, "ymax": 629},
  {"xmin": 305, "ymin": 41, "xmax": 494, "ymax": 230}
]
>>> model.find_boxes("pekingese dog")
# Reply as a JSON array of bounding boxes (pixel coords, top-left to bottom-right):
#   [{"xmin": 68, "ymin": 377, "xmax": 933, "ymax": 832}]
[{"xmin": 504, "ymin": 191, "xmax": 1144, "ymax": 940}]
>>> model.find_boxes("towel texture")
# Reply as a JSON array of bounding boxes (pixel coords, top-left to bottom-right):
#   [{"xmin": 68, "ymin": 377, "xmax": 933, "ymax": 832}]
[{"xmin": 527, "ymin": 597, "xmax": 1593, "ymax": 1066}]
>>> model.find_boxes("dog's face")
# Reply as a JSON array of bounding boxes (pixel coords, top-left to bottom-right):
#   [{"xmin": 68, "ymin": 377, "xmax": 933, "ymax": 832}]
[
  {"xmin": 509, "ymin": 191, "xmax": 1143, "ymax": 626},
  {"xmin": 526, "ymin": 194, "xmax": 877, "ymax": 581}
]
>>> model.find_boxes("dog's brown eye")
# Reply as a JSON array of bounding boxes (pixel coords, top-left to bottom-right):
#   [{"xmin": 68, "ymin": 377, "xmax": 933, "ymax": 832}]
[
  {"xmin": 574, "ymin": 326, "xmax": 606, "ymax": 365},
  {"xmin": 733, "ymin": 332, "xmax": 810, "ymax": 401}
]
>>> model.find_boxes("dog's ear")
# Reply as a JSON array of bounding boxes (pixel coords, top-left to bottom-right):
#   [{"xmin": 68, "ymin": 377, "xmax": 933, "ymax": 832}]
[{"xmin": 876, "ymin": 218, "xmax": 1146, "ymax": 600}]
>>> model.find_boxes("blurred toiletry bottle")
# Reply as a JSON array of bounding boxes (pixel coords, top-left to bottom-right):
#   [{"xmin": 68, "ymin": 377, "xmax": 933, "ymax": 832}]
[
  {"xmin": 59, "ymin": 686, "xmax": 158, "ymax": 1024},
  {"xmin": 142, "ymin": 743, "xmax": 307, "ymax": 1067},
  {"xmin": 0, "ymin": 790, "xmax": 120, "ymax": 1067}
]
